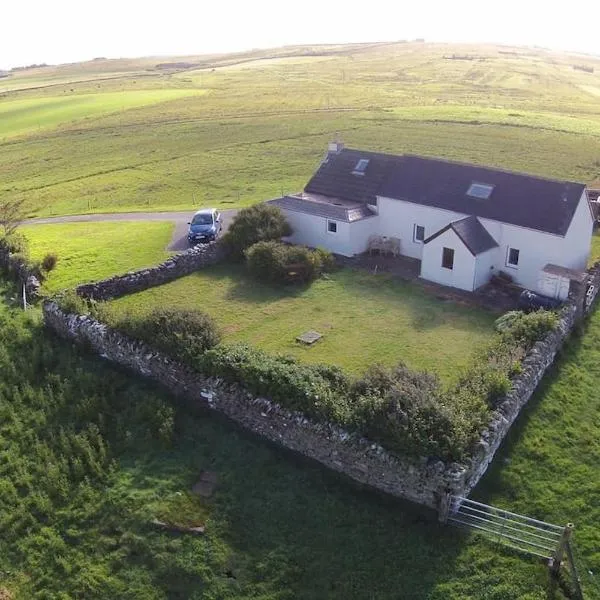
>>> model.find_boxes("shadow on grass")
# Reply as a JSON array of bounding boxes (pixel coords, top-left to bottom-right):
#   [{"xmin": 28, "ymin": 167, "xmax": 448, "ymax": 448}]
[
  {"xmin": 190, "ymin": 264, "xmax": 493, "ymax": 336},
  {"xmin": 118, "ymin": 405, "xmax": 472, "ymax": 600}
]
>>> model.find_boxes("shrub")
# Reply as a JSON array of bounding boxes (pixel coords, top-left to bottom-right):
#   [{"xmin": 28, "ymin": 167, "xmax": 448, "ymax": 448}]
[
  {"xmin": 220, "ymin": 204, "xmax": 292, "ymax": 261},
  {"xmin": 201, "ymin": 344, "xmax": 352, "ymax": 423},
  {"xmin": 56, "ymin": 290, "xmax": 91, "ymax": 316},
  {"xmin": 0, "ymin": 232, "xmax": 29, "ymax": 256},
  {"xmin": 245, "ymin": 240, "xmax": 287, "ymax": 282},
  {"xmin": 245, "ymin": 241, "xmax": 334, "ymax": 284},
  {"xmin": 41, "ymin": 253, "xmax": 58, "ymax": 273},
  {"xmin": 116, "ymin": 308, "xmax": 221, "ymax": 365},
  {"xmin": 495, "ymin": 309, "xmax": 558, "ymax": 348}
]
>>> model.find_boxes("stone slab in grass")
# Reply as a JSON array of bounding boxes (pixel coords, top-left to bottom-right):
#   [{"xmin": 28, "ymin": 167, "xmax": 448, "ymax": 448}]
[
  {"xmin": 296, "ymin": 330, "xmax": 322, "ymax": 345},
  {"xmin": 192, "ymin": 471, "xmax": 218, "ymax": 498}
]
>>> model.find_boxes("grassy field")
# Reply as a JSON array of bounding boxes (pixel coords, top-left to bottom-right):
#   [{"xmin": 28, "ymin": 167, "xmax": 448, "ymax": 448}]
[
  {"xmin": 105, "ymin": 265, "xmax": 496, "ymax": 379},
  {"xmin": 22, "ymin": 221, "xmax": 173, "ymax": 292},
  {"xmin": 0, "ymin": 294, "xmax": 571, "ymax": 600},
  {"xmin": 2, "ymin": 43, "xmax": 600, "ymax": 217},
  {"xmin": 0, "ymin": 89, "xmax": 205, "ymax": 139}
]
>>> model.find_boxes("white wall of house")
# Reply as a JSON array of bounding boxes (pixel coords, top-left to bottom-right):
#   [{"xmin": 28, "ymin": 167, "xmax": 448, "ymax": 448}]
[
  {"xmin": 563, "ymin": 191, "xmax": 594, "ymax": 269},
  {"xmin": 479, "ymin": 192, "xmax": 593, "ymax": 291},
  {"xmin": 473, "ymin": 247, "xmax": 498, "ymax": 289},
  {"xmin": 421, "ymin": 228, "xmax": 477, "ymax": 291},
  {"xmin": 280, "ymin": 209, "xmax": 379, "ymax": 257},
  {"xmin": 376, "ymin": 197, "xmax": 466, "ymax": 260},
  {"xmin": 347, "ymin": 216, "xmax": 380, "ymax": 255},
  {"xmin": 281, "ymin": 209, "xmax": 353, "ymax": 255}
]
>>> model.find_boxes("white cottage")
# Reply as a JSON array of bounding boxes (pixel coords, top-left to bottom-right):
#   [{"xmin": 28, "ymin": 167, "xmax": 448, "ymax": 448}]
[{"xmin": 268, "ymin": 143, "xmax": 594, "ymax": 298}]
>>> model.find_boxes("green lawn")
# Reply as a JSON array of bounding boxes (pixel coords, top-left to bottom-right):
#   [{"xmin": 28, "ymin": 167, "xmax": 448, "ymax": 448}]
[
  {"xmin": 22, "ymin": 221, "xmax": 173, "ymax": 292},
  {"xmin": 106, "ymin": 265, "xmax": 496, "ymax": 380}
]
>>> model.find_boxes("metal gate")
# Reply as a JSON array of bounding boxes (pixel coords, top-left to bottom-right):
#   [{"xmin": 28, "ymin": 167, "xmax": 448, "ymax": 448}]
[
  {"xmin": 448, "ymin": 495, "xmax": 564, "ymax": 559},
  {"xmin": 448, "ymin": 496, "xmax": 584, "ymax": 599}
]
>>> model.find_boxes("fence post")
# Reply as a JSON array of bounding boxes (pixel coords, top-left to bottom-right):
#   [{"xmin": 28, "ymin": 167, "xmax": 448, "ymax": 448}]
[
  {"xmin": 551, "ymin": 523, "xmax": 574, "ymax": 575},
  {"xmin": 437, "ymin": 490, "xmax": 451, "ymax": 524}
]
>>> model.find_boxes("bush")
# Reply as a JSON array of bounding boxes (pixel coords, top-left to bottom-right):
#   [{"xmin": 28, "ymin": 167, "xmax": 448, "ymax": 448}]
[
  {"xmin": 245, "ymin": 241, "xmax": 334, "ymax": 284},
  {"xmin": 220, "ymin": 204, "xmax": 292, "ymax": 261},
  {"xmin": 116, "ymin": 308, "xmax": 221, "ymax": 365},
  {"xmin": 56, "ymin": 290, "xmax": 92, "ymax": 316},
  {"xmin": 495, "ymin": 309, "xmax": 558, "ymax": 349},
  {"xmin": 41, "ymin": 253, "xmax": 58, "ymax": 273},
  {"xmin": 0, "ymin": 232, "xmax": 29, "ymax": 256},
  {"xmin": 201, "ymin": 343, "xmax": 352, "ymax": 423}
]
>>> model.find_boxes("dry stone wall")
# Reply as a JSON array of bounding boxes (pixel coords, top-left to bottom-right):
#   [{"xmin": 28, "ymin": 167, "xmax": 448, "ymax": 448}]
[
  {"xmin": 76, "ymin": 242, "xmax": 223, "ymax": 301},
  {"xmin": 42, "ymin": 246, "xmax": 600, "ymax": 515},
  {"xmin": 43, "ymin": 301, "xmax": 465, "ymax": 510}
]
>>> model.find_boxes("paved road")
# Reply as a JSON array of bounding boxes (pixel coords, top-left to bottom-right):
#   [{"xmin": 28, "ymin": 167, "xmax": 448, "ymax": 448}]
[{"xmin": 26, "ymin": 209, "xmax": 238, "ymax": 251}]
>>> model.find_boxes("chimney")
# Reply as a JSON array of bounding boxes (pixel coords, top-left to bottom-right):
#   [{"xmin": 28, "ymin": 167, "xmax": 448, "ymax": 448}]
[{"xmin": 328, "ymin": 140, "xmax": 344, "ymax": 154}]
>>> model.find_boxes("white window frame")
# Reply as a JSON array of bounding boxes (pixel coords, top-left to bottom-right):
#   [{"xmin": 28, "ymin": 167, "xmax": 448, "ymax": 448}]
[
  {"xmin": 327, "ymin": 220, "xmax": 338, "ymax": 234},
  {"xmin": 467, "ymin": 182, "xmax": 494, "ymax": 200},
  {"xmin": 352, "ymin": 159, "xmax": 369, "ymax": 176},
  {"xmin": 506, "ymin": 247, "xmax": 520, "ymax": 268},
  {"xmin": 413, "ymin": 224, "xmax": 425, "ymax": 243}
]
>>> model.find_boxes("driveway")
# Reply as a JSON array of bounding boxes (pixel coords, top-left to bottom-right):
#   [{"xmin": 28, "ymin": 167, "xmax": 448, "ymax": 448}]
[{"xmin": 26, "ymin": 209, "xmax": 238, "ymax": 251}]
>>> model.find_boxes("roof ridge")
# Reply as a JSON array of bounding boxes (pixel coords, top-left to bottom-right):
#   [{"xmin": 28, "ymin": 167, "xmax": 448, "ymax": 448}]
[
  {"xmin": 341, "ymin": 146, "xmax": 584, "ymax": 187},
  {"xmin": 402, "ymin": 153, "xmax": 584, "ymax": 187}
]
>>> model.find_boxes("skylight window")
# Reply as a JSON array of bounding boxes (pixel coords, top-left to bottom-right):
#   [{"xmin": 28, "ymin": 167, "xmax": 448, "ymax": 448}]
[
  {"xmin": 467, "ymin": 182, "xmax": 494, "ymax": 200},
  {"xmin": 352, "ymin": 159, "xmax": 369, "ymax": 176}
]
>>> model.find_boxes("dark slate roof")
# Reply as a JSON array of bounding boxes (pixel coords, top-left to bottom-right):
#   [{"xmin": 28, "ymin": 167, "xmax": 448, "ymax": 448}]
[
  {"xmin": 424, "ymin": 216, "xmax": 499, "ymax": 255},
  {"xmin": 267, "ymin": 196, "xmax": 374, "ymax": 223},
  {"xmin": 307, "ymin": 148, "xmax": 586, "ymax": 236},
  {"xmin": 305, "ymin": 149, "xmax": 403, "ymax": 204}
]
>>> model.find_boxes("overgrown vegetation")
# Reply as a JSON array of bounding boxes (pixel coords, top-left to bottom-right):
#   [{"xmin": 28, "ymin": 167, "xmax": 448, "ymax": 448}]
[
  {"xmin": 220, "ymin": 204, "xmax": 292, "ymax": 261},
  {"xmin": 245, "ymin": 240, "xmax": 335, "ymax": 283},
  {"xmin": 116, "ymin": 307, "xmax": 221, "ymax": 364}
]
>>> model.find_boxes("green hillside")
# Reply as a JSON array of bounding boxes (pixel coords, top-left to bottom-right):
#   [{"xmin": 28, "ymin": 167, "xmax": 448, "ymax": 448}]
[{"xmin": 1, "ymin": 42, "xmax": 600, "ymax": 217}]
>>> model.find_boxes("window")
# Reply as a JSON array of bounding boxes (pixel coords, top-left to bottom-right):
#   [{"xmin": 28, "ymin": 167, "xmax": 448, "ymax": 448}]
[
  {"xmin": 413, "ymin": 224, "xmax": 425, "ymax": 243},
  {"xmin": 442, "ymin": 247, "xmax": 454, "ymax": 270},
  {"xmin": 352, "ymin": 159, "xmax": 369, "ymax": 176},
  {"xmin": 467, "ymin": 182, "xmax": 495, "ymax": 200},
  {"xmin": 507, "ymin": 247, "xmax": 520, "ymax": 267},
  {"xmin": 327, "ymin": 220, "xmax": 338, "ymax": 233}
]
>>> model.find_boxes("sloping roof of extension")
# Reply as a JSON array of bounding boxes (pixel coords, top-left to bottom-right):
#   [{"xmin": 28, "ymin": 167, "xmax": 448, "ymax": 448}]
[
  {"xmin": 306, "ymin": 148, "xmax": 586, "ymax": 236},
  {"xmin": 267, "ymin": 195, "xmax": 374, "ymax": 223},
  {"xmin": 424, "ymin": 216, "xmax": 499, "ymax": 256}
]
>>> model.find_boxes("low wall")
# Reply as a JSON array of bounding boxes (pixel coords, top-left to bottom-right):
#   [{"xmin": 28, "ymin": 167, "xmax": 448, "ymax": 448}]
[
  {"xmin": 76, "ymin": 242, "xmax": 223, "ymax": 301},
  {"xmin": 43, "ymin": 250, "xmax": 600, "ymax": 515},
  {"xmin": 0, "ymin": 246, "xmax": 41, "ymax": 298},
  {"xmin": 43, "ymin": 301, "xmax": 466, "ymax": 511}
]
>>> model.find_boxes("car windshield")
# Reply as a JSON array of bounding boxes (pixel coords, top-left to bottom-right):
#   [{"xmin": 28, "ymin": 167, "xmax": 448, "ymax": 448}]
[{"xmin": 192, "ymin": 213, "xmax": 213, "ymax": 225}]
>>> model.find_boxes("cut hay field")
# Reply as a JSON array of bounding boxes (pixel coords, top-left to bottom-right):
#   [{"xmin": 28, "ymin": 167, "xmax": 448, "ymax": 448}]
[{"xmin": 2, "ymin": 42, "xmax": 600, "ymax": 217}]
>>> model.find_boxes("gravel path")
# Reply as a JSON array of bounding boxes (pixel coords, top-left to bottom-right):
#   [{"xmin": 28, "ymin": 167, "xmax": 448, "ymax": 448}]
[{"xmin": 26, "ymin": 209, "xmax": 238, "ymax": 251}]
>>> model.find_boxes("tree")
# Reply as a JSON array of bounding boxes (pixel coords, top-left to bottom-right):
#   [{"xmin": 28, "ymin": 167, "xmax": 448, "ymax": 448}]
[
  {"xmin": 220, "ymin": 204, "xmax": 292, "ymax": 260},
  {"xmin": 0, "ymin": 198, "xmax": 27, "ymax": 236}
]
